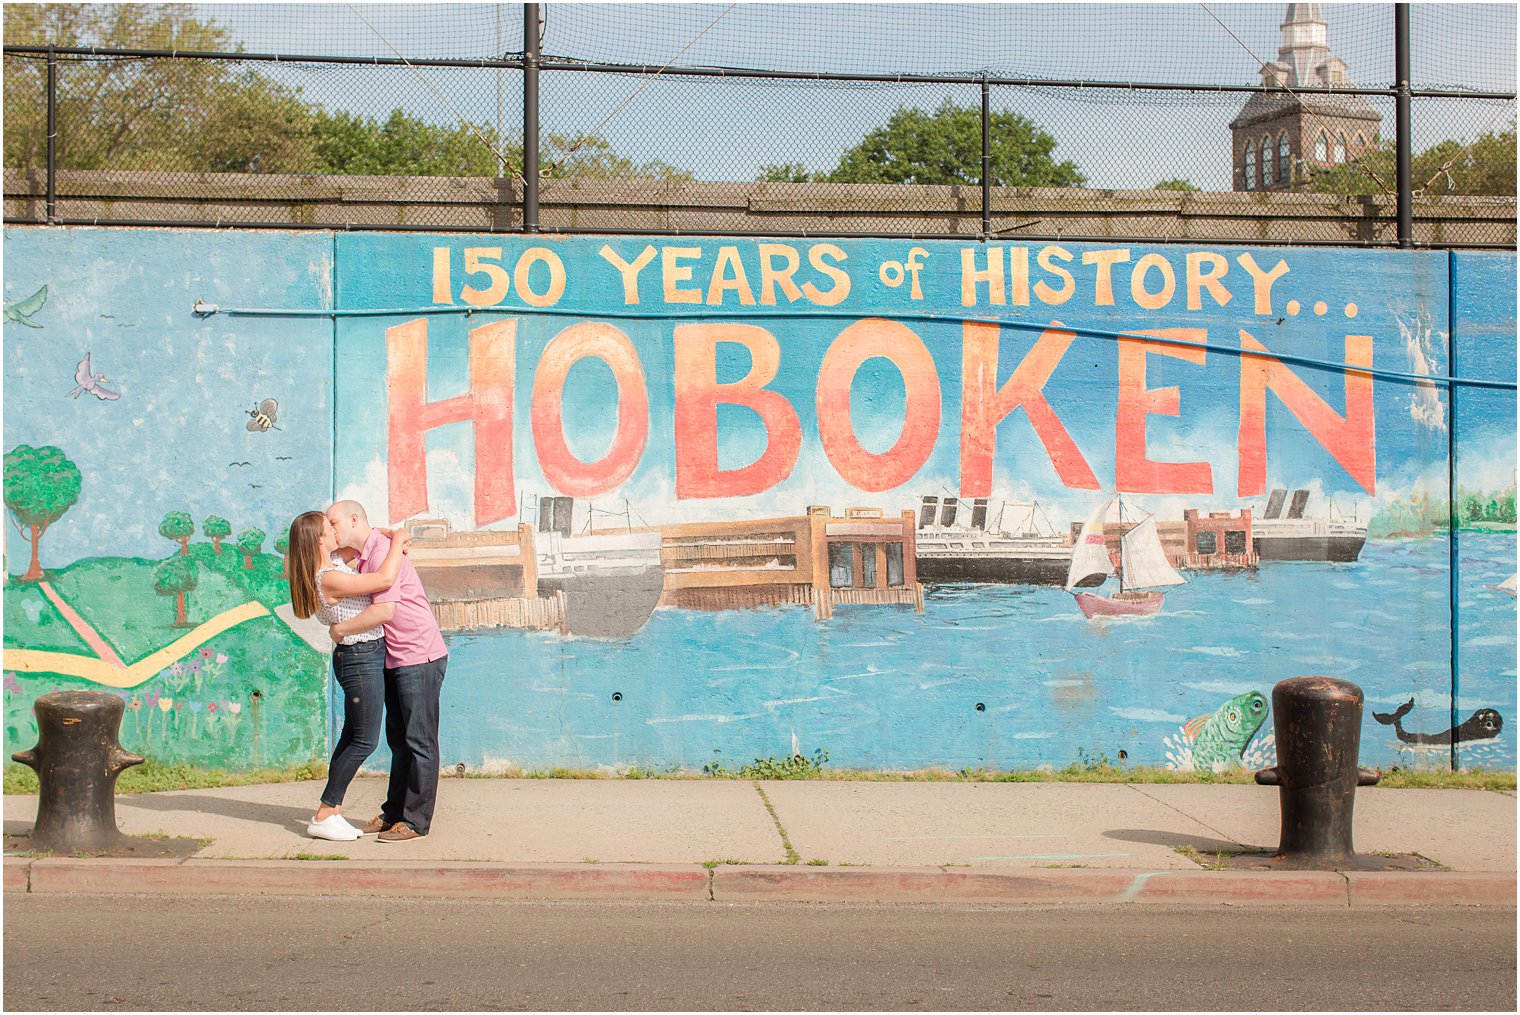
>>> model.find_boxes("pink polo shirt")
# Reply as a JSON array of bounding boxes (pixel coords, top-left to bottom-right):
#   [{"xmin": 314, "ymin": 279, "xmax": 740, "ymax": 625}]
[{"xmin": 357, "ymin": 528, "xmax": 448, "ymax": 669}]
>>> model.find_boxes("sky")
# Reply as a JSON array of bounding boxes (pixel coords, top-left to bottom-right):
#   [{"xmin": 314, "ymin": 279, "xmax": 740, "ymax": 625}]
[{"xmin": 190, "ymin": 2, "xmax": 1516, "ymax": 192}]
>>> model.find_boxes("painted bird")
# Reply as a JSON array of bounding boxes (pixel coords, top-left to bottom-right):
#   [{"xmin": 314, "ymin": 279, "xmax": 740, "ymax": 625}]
[
  {"xmin": 4, "ymin": 285, "xmax": 47, "ymax": 328},
  {"xmin": 67, "ymin": 352, "xmax": 119, "ymax": 400}
]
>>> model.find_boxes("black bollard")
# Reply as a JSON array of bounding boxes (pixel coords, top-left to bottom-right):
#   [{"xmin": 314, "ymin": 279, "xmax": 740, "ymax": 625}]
[
  {"xmin": 11, "ymin": 690, "xmax": 144, "ymax": 852},
  {"xmin": 1251, "ymin": 676, "xmax": 1381, "ymax": 869}
]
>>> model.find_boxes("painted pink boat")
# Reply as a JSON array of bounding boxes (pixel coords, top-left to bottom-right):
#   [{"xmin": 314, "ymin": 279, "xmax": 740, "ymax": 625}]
[
  {"xmin": 1065, "ymin": 495, "xmax": 1185, "ymax": 619},
  {"xmin": 1073, "ymin": 589, "xmax": 1165, "ymax": 618}
]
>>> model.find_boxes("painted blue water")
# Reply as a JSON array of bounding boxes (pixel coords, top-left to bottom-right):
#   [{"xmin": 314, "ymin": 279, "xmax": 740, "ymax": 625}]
[{"xmin": 353, "ymin": 532, "xmax": 1516, "ymax": 773}]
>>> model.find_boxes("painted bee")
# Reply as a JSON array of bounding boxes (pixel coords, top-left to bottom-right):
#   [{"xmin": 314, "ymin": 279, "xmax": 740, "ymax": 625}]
[{"xmin": 246, "ymin": 398, "xmax": 281, "ymax": 432}]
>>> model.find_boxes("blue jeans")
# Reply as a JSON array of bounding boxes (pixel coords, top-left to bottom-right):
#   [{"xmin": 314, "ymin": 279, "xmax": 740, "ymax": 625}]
[
  {"xmin": 319, "ymin": 638, "xmax": 385, "ymax": 808},
  {"xmin": 381, "ymin": 655, "xmax": 448, "ymax": 835}
]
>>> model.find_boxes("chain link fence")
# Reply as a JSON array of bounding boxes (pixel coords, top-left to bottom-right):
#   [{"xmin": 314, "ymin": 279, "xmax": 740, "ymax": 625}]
[{"xmin": 4, "ymin": 3, "xmax": 1514, "ymax": 246}]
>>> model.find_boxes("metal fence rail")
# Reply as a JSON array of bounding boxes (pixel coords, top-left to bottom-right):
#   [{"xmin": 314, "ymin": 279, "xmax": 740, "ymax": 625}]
[{"xmin": 3, "ymin": 2, "xmax": 1514, "ymax": 247}]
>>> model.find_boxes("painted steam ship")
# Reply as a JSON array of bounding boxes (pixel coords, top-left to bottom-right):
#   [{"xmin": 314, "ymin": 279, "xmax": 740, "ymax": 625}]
[
  {"xmin": 914, "ymin": 494, "xmax": 1073, "ymax": 586},
  {"xmin": 1253, "ymin": 488, "xmax": 1367, "ymax": 562},
  {"xmin": 532, "ymin": 495, "xmax": 665, "ymax": 640}
]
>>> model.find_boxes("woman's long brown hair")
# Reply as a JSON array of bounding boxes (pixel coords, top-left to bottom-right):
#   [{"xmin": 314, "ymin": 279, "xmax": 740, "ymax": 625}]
[{"xmin": 285, "ymin": 511, "xmax": 328, "ymax": 620}]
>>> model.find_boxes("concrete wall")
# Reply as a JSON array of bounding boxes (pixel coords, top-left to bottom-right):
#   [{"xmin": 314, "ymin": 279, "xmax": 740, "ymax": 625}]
[
  {"xmin": 5, "ymin": 169, "xmax": 1515, "ymax": 247},
  {"xmin": 3, "ymin": 227, "xmax": 1514, "ymax": 775}
]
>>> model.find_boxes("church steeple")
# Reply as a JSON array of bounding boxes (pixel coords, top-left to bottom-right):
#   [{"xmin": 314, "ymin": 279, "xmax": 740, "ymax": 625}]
[
  {"xmin": 1259, "ymin": 2, "xmax": 1351, "ymax": 88},
  {"xmin": 1230, "ymin": 3, "xmax": 1381, "ymax": 192}
]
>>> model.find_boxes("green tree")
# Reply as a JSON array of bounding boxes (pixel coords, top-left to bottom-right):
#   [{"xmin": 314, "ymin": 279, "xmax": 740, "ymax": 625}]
[
  {"xmin": 3, "ymin": 444, "xmax": 83, "ymax": 581},
  {"xmin": 309, "ymin": 111, "xmax": 691, "ymax": 181},
  {"xmin": 4, "ymin": 4, "xmax": 321, "ymax": 175},
  {"xmin": 159, "ymin": 511, "xmax": 194, "ymax": 555},
  {"xmin": 273, "ymin": 526, "xmax": 290, "ymax": 577},
  {"xmin": 153, "ymin": 554, "xmax": 199, "ymax": 628},
  {"xmin": 203, "ymin": 515, "xmax": 232, "ymax": 554},
  {"xmin": 757, "ymin": 162, "xmax": 816, "ymax": 183},
  {"xmin": 1307, "ymin": 129, "xmax": 1516, "ymax": 197},
  {"xmin": 1463, "ymin": 492, "xmax": 1485, "ymax": 522},
  {"xmin": 1153, "ymin": 178, "xmax": 1199, "ymax": 192},
  {"xmin": 824, "ymin": 101, "xmax": 1084, "ymax": 187},
  {"xmin": 235, "ymin": 526, "xmax": 266, "ymax": 570}
]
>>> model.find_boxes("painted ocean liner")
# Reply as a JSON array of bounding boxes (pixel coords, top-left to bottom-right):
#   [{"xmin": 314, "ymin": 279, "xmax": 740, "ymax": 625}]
[
  {"xmin": 531, "ymin": 495, "xmax": 665, "ymax": 640},
  {"xmin": 1253, "ymin": 488, "xmax": 1367, "ymax": 562},
  {"xmin": 914, "ymin": 494, "xmax": 1074, "ymax": 586}
]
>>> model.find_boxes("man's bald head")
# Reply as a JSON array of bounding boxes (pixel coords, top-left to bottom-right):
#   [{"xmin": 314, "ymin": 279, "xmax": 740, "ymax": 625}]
[{"xmin": 326, "ymin": 500, "xmax": 371, "ymax": 550}]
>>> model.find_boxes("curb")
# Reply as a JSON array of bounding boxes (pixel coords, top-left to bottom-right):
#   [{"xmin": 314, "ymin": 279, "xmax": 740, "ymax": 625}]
[{"xmin": 6, "ymin": 857, "xmax": 1515, "ymax": 906}]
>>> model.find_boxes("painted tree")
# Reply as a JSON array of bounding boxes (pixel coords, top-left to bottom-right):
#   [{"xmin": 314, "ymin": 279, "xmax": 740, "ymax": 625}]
[
  {"xmin": 235, "ymin": 526, "xmax": 266, "ymax": 570},
  {"xmin": 203, "ymin": 514, "xmax": 231, "ymax": 554},
  {"xmin": 825, "ymin": 101, "xmax": 1085, "ymax": 187},
  {"xmin": 153, "ymin": 554, "xmax": 198, "ymax": 628},
  {"xmin": 273, "ymin": 526, "xmax": 290, "ymax": 577},
  {"xmin": 159, "ymin": 511, "xmax": 194, "ymax": 555},
  {"xmin": 3, "ymin": 444, "xmax": 83, "ymax": 582}
]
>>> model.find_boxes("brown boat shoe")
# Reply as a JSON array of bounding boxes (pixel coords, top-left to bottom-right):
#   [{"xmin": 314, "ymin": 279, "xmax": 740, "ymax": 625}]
[
  {"xmin": 376, "ymin": 821, "xmax": 423, "ymax": 842},
  {"xmin": 358, "ymin": 814, "xmax": 393, "ymax": 835}
]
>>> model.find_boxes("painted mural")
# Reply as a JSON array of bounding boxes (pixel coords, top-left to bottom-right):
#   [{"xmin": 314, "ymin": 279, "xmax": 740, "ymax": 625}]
[
  {"xmin": 3, "ymin": 227, "xmax": 1514, "ymax": 775},
  {"xmin": 3, "ymin": 229, "xmax": 335, "ymax": 769}
]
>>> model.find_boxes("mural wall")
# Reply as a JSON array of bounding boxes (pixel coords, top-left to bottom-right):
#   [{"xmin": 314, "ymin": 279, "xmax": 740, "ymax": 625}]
[{"xmin": 4, "ymin": 227, "xmax": 1514, "ymax": 774}]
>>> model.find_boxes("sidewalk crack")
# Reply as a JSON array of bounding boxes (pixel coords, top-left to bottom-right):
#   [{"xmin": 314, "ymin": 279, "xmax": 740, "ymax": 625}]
[
  {"xmin": 1123, "ymin": 783, "xmax": 1246, "ymax": 847},
  {"xmin": 751, "ymin": 781, "xmax": 800, "ymax": 864}
]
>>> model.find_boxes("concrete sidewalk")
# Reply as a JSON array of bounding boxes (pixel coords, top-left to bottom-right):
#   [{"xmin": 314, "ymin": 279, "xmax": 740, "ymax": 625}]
[{"xmin": 5, "ymin": 778, "xmax": 1516, "ymax": 905}]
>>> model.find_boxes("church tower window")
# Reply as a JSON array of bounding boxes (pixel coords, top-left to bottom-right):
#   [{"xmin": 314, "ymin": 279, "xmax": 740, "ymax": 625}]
[
  {"xmin": 1279, "ymin": 133, "xmax": 1291, "ymax": 180},
  {"xmin": 1244, "ymin": 142, "xmax": 1256, "ymax": 189},
  {"xmin": 1314, "ymin": 132, "xmax": 1328, "ymax": 162},
  {"xmin": 1335, "ymin": 131, "xmax": 1347, "ymax": 162},
  {"xmin": 1262, "ymin": 134, "xmax": 1274, "ymax": 186}
]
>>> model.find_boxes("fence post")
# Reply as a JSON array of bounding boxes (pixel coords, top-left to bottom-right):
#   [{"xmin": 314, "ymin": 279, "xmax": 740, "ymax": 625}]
[
  {"xmin": 45, "ymin": 44, "xmax": 57, "ymax": 225},
  {"xmin": 1394, "ymin": 3, "xmax": 1412, "ymax": 248},
  {"xmin": 523, "ymin": 2, "xmax": 541, "ymax": 233},
  {"xmin": 980, "ymin": 74, "xmax": 991, "ymax": 242}
]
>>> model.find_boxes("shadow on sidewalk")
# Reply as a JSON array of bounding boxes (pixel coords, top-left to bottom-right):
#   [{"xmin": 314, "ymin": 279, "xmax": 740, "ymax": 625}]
[
  {"xmin": 122, "ymin": 793, "xmax": 312, "ymax": 832},
  {"xmin": 1103, "ymin": 828, "xmax": 1259, "ymax": 853}
]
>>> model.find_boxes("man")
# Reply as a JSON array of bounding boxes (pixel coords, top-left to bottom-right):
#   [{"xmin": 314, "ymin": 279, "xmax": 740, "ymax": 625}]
[{"xmin": 326, "ymin": 500, "xmax": 448, "ymax": 842}]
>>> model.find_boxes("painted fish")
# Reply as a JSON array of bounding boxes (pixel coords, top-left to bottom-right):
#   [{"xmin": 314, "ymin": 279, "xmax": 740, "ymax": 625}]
[
  {"xmin": 1183, "ymin": 691, "xmax": 1269, "ymax": 771},
  {"xmin": 1371, "ymin": 698, "xmax": 1503, "ymax": 745}
]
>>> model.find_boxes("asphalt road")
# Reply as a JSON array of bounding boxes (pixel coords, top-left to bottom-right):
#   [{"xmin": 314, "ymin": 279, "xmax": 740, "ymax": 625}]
[{"xmin": 4, "ymin": 894, "xmax": 1514, "ymax": 1011}]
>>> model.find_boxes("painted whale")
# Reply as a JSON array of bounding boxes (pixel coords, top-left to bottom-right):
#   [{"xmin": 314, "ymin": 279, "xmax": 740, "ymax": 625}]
[{"xmin": 1371, "ymin": 698, "xmax": 1503, "ymax": 745}]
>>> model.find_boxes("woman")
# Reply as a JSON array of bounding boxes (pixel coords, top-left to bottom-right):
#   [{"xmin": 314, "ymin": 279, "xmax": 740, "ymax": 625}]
[{"xmin": 285, "ymin": 510, "xmax": 411, "ymax": 841}]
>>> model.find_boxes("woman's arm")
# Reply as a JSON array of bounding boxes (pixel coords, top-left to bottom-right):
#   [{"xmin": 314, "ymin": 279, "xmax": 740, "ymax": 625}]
[
  {"xmin": 329, "ymin": 602, "xmax": 396, "ymax": 644},
  {"xmin": 321, "ymin": 530, "xmax": 411, "ymax": 598}
]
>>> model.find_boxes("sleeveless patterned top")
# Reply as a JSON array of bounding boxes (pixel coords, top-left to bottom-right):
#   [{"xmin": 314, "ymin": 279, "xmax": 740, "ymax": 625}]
[{"xmin": 313, "ymin": 556, "xmax": 384, "ymax": 646}]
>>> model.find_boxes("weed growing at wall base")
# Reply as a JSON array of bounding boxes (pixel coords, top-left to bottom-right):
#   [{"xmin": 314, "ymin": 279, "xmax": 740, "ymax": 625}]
[{"xmin": 704, "ymin": 749, "xmax": 830, "ymax": 779}]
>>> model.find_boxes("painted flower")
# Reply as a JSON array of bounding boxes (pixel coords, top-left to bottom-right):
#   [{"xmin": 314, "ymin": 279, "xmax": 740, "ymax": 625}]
[
  {"xmin": 207, "ymin": 702, "xmax": 218, "ymax": 714},
  {"xmin": 169, "ymin": 662, "xmax": 184, "ymax": 676},
  {"xmin": 200, "ymin": 648, "xmax": 213, "ymax": 659},
  {"xmin": 145, "ymin": 691, "xmax": 159, "ymax": 708},
  {"xmin": 128, "ymin": 697, "xmax": 142, "ymax": 712},
  {"xmin": 175, "ymin": 700, "xmax": 187, "ymax": 710},
  {"xmin": 228, "ymin": 702, "xmax": 241, "ymax": 715},
  {"xmin": 215, "ymin": 654, "xmax": 228, "ymax": 665},
  {"xmin": 158, "ymin": 696, "xmax": 174, "ymax": 712},
  {"xmin": 189, "ymin": 659, "xmax": 202, "ymax": 673},
  {"xmin": 2, "ymin": 673, "xmax": 20, "ymax": 695}
]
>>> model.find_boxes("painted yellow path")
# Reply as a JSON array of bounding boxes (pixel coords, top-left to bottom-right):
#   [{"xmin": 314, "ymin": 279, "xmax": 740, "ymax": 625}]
[{"xmin": 3, "ymin": 601, "xmax": 271, "ymax": 688}]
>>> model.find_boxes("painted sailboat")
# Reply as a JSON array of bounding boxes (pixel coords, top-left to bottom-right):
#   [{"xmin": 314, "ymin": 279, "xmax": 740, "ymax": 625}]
[
  {"xmin": 1484, "ymin": 573, "xmax": 1517, "ymax": 597},
  {"xmin": 1065, "ymin": 495, "xmax": 1186, "ymax": 618}
]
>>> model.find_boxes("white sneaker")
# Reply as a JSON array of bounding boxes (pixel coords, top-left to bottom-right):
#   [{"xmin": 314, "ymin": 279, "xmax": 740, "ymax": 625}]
[{"xmin": 307, "ymin": 813, "xmax": 361, "ymax": 841}]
